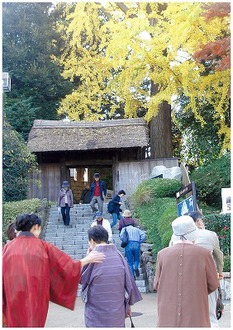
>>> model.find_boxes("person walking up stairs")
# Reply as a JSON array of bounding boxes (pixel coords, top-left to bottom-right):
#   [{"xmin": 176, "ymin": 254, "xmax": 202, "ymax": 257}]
[{"xmin": 43, "ymin": 203, "xmax": 148, "ymax": 293}]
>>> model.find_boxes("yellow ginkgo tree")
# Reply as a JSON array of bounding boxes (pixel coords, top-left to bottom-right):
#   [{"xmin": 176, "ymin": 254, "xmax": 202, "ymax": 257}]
[{"xmin": 54, "ymin": 2, "xmax": 230, "ymax": 158}]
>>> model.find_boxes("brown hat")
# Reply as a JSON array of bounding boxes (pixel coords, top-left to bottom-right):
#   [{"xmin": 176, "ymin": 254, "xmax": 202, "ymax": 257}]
[{"xmin": 123, "ymin": 209, "xmax": 132, "ymax": 217}]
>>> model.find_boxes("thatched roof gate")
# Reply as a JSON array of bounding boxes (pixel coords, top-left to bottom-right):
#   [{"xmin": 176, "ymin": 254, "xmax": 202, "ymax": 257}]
[{"xmin": 27, "ymin": 118, "xmax": 150, "ymax": 202}]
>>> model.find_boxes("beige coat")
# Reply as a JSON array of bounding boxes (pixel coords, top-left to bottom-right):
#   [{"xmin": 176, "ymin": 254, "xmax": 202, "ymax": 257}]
[
  {"xmin": 195, "ymin": 228, "xmax": 224, "ymax": 273},
  {"xmin": 154, "ymin": 243, "xmax": 219, "ymax": 327}
]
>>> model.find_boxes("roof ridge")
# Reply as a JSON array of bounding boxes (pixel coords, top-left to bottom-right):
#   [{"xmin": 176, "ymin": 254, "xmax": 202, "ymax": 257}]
[{"xmin": 33, "ymin": 118, "xmax": 146, "ymax": 128}]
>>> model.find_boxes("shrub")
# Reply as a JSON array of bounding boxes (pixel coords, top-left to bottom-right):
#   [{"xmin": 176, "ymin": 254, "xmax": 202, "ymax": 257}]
[
  {"xmin": 223, "ymin": 256, "xmax": 231, "ymax": 272},
  {"xmin": 3, "ymin": 198, "xmax": 43, "ymax": 243},
  {"xmin": 204, "ymin": 213, "xmax": 231, "ymax": 257},
  {"xmin": 135, "ymin": 201, "xmax": 163, "ymax": 255},
  {"xmin": 134, "ymin": 196, "xmax": 178, "ymax": 256},
  {"xmin": 132, "ymin": 178, "xmax": 182, "ymax": 206},
  {"xmin": 132, "ymin": 177, "xmax": 231, "ymax": 272},
  {"xmin": 190, "ymin": 153, "xmax": 230, "ymax": 207},
  {"xmin": 3, "ymin": 119, "xmax": 39, "ymax": 202}
]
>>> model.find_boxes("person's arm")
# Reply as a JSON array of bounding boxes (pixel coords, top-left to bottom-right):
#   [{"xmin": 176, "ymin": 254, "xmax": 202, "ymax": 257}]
[
  {"xmin": 112, "ymin": 195, "xmax": 122, "ymax": 206},
  {"xmin": 57, "ymin": 190, "xmax": 61, "ymax": 206},
  {"xmin": 153, "ymin": 252, "xmax": 162, "ymax": 291},
  {"xmin": 80, "ymin": 250, "xmax": 105, "ymax": 267},
  {"xmin": 139, "ymin": 229, "xmax": 146, "ymax": 243},
  {"xmin": 205, "ymin": 251, "xmax": 219, "ymax": 294},
  {"xmin": 119, "ymin": 227, "xmax": 125, "ymax": 240},
  {"xmin": 42, "ymin": 241, "xmax": 105, "ymax": 310},
  {"xmin": 70, "ymin": 190, "xmax": 74, "ymax": 207},
  {"xmin": 212, "ymin": 233, "xmax": 224, "ymax": 276},
  {"xmin": 102, "ymin": 181, "xmax": 107, "ymax": 197},
  {"xmin": 104, "ymin": 220, "xmax": 113, "ymax": 242}
]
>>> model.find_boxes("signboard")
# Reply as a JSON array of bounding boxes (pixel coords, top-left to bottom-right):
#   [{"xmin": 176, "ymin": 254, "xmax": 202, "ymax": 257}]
[
  {"xmin": 221, "ymin": 188, "xmax": 231, "ymax": 214},
  {"xmin": 176, "ymin": 182, "xmax": 197, "ymax": 216},
  {"xmin": 177, "ymin": 195, "xmax": 195, "ymax": 216},
  {"xmin": 2, "ymin": 72, "xmax": 11, "ymax": 92}
]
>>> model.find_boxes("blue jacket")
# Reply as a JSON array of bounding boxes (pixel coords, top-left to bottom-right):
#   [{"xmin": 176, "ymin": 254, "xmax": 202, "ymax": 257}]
[
  {"xmin": 90, "ymin": 180, "xmax": 107, "ymax": 201},
  {"xmin": 120, "ymin": 225, "xmax": 146, "ymax": 244},
  {"xmin": 107, "ymin": 194, "xmax": 122, "ymax": 214}
]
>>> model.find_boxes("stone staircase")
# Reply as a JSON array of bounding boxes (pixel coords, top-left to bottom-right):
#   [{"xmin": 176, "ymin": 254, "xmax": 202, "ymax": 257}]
[{"xmin": 43, "ymin": 203, "xmax": 148, "ymax": 293}]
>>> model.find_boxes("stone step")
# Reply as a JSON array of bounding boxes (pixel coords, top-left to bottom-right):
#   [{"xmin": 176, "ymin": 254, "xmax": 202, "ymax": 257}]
[
  {"xmin": 44, "ymin": 204, "xmax": 148, "ymax": 293},
  {"xmin": 138, "ymin": 287, "xmax": 148, "ymax": 293}
]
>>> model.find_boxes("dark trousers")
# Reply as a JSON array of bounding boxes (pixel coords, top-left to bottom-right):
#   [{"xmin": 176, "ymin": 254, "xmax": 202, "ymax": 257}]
[{"xmin": 61, "ymin": 203, "xmax": 71, "ymax": 226}]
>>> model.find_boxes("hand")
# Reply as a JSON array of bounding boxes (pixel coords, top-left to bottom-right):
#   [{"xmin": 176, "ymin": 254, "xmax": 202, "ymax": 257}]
[
  {"xmin": 87, "ymin": 246, "xmax": 92, "ymax": 254},
  {"xmin": 80, "ymin": 251, "xmax": 105, "ymax": 267},
  {"xmin": 218, "ymin": 273, "xmax": 224, "ymax": 280},
  {"xmin": 126, "ymin": 306, "xmax": 132, "ymax": 317}
]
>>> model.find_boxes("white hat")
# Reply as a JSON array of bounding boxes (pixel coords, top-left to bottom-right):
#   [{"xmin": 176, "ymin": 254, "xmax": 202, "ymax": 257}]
[{"xmin": 172, "ymin": 216, "xmax": 198, "ymax": 242}]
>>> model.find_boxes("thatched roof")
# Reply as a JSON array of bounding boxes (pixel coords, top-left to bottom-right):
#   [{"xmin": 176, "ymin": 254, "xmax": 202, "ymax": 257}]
[{"xmin": 27, "ymin": 119, "xmax": 149, "ymax": 152}]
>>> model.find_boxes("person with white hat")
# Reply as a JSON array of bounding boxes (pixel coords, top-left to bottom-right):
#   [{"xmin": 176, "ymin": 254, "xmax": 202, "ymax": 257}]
[
  {"xmin": 154, "ymin": 215, "xmax": 219, "ymax": 327},
  {"xmin": 91, "ymin": 211, "xmax": 112, "ymax": 243}
]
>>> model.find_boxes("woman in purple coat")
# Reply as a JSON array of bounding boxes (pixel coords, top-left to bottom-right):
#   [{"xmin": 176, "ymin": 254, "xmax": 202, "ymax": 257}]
[{"xmin": 81, "ymin": 225, "xmax": 142, "ymax": 327}]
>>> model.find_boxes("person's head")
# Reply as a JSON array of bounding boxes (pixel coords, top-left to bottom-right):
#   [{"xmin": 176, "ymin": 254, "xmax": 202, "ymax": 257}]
[
  {"xmin": 172, "ymin": 215, "xmax": 198, "ymax": 243},
  {"xmin": 122, "ymin": 209, "xmax": 132, "ymax": 218},
  {"xmin": 187, "ymin": 211, "xmax": 205, "ymax": 229},
  {"xmin": 95, "ymin": 211, "xmax": 103, "ymax": 223},
  {"xmin": 93, "ymin": 173, "xmax": 100, "ymax": 181},
  {"xmin": 88, "ymin": 225, "xmax": 108, "ymax": 249},
  {"xmin": 118, "ymin": 190, "xmax": 126, "ymax": 197},
  {"xmin": 15, "ymin": 213, "xmax": 42, "ymax": 238},
  {"xmin": 6, "ymin": 222, "xmax": 17, "ymax": 241},
  {"xmin": 62, "ymin": 181, "xmax": 70, "ymax": 190}
]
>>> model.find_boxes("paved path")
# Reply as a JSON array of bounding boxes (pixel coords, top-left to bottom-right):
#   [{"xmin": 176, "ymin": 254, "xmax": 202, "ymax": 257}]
[{"xmin": 45, "ymin": 292, "xmax": 231, "ymax": 328}]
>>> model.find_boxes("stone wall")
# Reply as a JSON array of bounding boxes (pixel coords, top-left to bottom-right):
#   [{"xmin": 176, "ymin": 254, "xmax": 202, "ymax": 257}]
[{"xmin": 140, "ymin": 243, "xmax": 156, "ymax": 292}]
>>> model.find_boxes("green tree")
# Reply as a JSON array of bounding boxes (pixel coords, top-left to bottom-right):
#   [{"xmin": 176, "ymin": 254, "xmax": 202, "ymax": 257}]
[
  {"xmin": 2, "ymin": 2, "xmax": 73, "ymax": 139},
  {"xmin": 190, "ymin": 152, "xmax": 230, "ymax": 207},
  {"xmin": 3, "ymin": 118, "xmax": 39, "ymax": 202},
  {"xmin": 173, "ymin": 94, "xmax": 230, "ymax": 167}
]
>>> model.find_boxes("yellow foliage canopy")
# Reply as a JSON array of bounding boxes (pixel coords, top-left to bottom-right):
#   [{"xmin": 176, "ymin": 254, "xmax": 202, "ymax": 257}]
[{"xmin": 55, "ymin": 2, "xmax": 230, "ymax": 150}]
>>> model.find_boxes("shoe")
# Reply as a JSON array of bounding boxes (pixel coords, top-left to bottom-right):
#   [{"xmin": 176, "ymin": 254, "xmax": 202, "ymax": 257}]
[{"xmin": 135, "ymin": 269, "xmax": 140, "ymax": 277}]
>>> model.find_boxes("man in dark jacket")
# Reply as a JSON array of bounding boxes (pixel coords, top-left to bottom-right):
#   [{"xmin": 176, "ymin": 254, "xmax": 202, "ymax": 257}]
[
  {"xmin": 107, "ymin": 190, "xmax": 126, "ymax": 228},
  {"xmin": 90, "ymin": 173, "xmax": 107, "ymax": 214}
]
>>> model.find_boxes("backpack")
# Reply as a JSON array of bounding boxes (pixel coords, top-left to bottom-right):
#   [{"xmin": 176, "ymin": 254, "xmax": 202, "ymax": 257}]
[
  {"xmin": 107, "ymin": 201, "xmax": 115, "ymax": 213},
  {"xmin": 120, "ymin": 227, "xmax": 129, "ymax": 248}
]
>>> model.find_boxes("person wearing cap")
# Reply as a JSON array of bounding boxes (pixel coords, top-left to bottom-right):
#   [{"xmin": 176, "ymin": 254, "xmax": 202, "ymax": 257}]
[
  {"xmin": 187, "ymin": 211, "xmax": 224, "ymax": 327},
  {"xmin": 57, "ymin": 180, "xmax": 74, "ymax": 226},
  {"xmin": 118, "ymin": 209, "xmax": 137, "ymax": 232},
  {"xmin": 89, "ymin": 173, "xmax": 107, "ymax": 214},
  {"xmin": 154, "ymin": 215, "xmax": 219, "ymax": 327},
  {"xmin": 2, "ymin": 213, "xmax": 105, "ymax": 327},
  {"xmin": 120, "ymin": 221, "xmax": 146, "ymax": 278},
  {"xmin": 91, "ymin": 211, "xmax": 112, "ymax": 243}
]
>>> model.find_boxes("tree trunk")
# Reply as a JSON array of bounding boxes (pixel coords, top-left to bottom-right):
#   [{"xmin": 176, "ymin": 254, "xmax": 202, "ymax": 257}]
[{"xmin": 149, "ymin": 82, "xmax": 173, "ymax": 158}]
